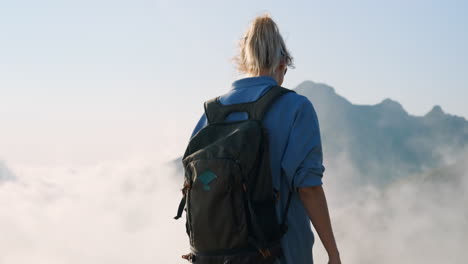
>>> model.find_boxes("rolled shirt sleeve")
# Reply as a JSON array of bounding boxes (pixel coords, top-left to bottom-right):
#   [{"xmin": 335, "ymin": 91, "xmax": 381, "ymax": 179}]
[{"xmin": 281, "ymin": 96, "xmax": 325, "ymax": 189}]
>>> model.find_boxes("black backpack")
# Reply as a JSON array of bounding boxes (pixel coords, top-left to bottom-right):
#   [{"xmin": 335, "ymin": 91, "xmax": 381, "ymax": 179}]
[{"xmin": 174, "ymin": 85, "xmax": 295, "ymax": 263}]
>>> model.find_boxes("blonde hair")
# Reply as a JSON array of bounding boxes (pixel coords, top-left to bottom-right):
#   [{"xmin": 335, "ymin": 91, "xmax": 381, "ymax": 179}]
[{"xmin": 234, "ymin": 13, "xmax": 294, "ymax": 76}]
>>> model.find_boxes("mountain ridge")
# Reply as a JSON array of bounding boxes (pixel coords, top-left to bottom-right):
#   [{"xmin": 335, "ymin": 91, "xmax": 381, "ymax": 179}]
[
  {"xmin": 294, "ymin": 80, "xmax": 468, "ymax": 185},
  {"xmin": 295, "ymin": 80, "xmax": 465, "ymax": 121}
]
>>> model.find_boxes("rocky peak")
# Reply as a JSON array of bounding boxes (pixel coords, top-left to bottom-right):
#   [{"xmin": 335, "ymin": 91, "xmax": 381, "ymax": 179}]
[
  {"xmin": 377, "ymin": 98, "xmax": 407, "ymax": 114},
  {"xmin": 425, "ymin": 105, "xmax": 445, "ymax": 119},
  {"xmin": 295, "ymin": 80, "xmax": 336, "ymax": 95}
]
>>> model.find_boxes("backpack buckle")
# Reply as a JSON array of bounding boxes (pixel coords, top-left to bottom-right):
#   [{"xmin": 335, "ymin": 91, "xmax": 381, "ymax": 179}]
[
  {"xmin": 182, "ymin": 180, "xmax": 192, "ymax": 195},
  {"xmin": 182, "ymin": 253, "xmax": 196, "ymax": 263},
  {"xmin": 258, "ymin": 248, "xmax": 272, "ymax": 258}
]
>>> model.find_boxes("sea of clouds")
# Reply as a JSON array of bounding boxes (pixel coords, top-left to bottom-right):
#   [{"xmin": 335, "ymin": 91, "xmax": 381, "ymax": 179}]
[
  {"xmin": 0, "ymin": 156, "xmax": 188, "ymax": 263},
  {"xmin": 0, "ymin": 149, "xmax": 467, "ymax": 263}
]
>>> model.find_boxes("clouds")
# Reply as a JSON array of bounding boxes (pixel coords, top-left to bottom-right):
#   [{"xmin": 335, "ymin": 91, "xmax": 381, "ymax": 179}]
[
  {"xmin": 0, "ymin": 147, "xmax": 467, "ymax": 263},
  {"xmin": 0, "ymin": 157, "xmax": 189, "ymax": 264},
  {"xmin": 312, "ymin": 152, "xmax": 468, "ymax": 264}
]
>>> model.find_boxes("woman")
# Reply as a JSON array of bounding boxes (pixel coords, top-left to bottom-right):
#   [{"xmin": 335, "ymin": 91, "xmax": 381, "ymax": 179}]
[{"xmin": 190, "ymin": 14, "xmax": 341, "ymax": 264}]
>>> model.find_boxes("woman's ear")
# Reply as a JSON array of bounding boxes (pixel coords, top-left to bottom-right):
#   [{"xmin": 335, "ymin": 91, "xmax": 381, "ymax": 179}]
[
  {"xmin": 274, "ymin": 63, "xmax": 283, "ymax": 74},
  {"xmin": 278, "ymin": 63, "xmax": 287, "ymax": 75}
]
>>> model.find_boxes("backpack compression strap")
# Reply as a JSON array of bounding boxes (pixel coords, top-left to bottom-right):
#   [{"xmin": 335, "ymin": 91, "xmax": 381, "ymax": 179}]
[{"xmin": 204, "ymin": 85, "xmax": 294, "ymax": 124}]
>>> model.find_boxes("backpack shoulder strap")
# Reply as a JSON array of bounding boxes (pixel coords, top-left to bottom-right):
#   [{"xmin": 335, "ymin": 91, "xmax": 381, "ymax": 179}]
[
  {"xmin": 250, "ymin": 85, "xmax": 293, "ymax": 120},
  {"xmin": 204, "ymin": 85, "xmax": 294, "ymax": 124}
]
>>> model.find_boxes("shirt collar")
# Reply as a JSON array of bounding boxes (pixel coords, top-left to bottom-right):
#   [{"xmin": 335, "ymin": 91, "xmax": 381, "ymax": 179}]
[{"xmin": 231, "ymin": 75, "xmax": 278, "ymax": 90}]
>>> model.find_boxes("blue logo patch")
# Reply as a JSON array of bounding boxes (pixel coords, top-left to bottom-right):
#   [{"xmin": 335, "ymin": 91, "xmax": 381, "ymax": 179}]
[{"xmin": 198, "ymin": 170, "xmax": 217, "ymax": 191}]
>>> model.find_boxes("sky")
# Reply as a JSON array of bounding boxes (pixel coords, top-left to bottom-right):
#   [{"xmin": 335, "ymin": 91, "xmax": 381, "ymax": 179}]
[{"xmin": 1, "ymin": 0, "xmax": 467, "ymax": 165}]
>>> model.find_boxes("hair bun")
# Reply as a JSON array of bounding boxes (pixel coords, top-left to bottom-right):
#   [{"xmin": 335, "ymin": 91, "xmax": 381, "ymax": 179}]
[{"xmin": 234, "ymin": 13, "xmax": 294, "ymax": 76}]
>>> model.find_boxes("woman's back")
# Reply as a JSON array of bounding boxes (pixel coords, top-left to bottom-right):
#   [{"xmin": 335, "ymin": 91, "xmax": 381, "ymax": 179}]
[{"xmin": 191, "ymin": 75, "xmax": 325, "ymax": 263}]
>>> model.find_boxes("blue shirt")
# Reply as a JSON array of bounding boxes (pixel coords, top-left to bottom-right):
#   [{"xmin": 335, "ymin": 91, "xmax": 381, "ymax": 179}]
[{"xmin": 190, "ymin": 76, "xmax": 325, "ymax": 264}]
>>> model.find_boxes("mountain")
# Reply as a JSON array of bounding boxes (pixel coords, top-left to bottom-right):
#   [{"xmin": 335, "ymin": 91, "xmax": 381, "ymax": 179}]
[
  {"xmin": 0, "ymin": 160, "xmax": 16, "ymax": 182},
  {"xmin": 295, "ymin": 81, "xmax": 468, "ymax": 185}
]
